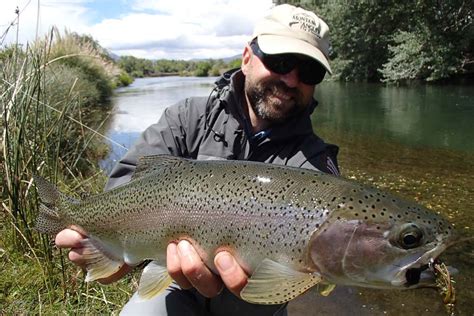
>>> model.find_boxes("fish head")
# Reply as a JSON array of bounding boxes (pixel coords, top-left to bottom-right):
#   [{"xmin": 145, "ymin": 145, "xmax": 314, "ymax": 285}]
[{"xmin": 308, "ymin": 188, "xmax": 456, "ymax": 290}]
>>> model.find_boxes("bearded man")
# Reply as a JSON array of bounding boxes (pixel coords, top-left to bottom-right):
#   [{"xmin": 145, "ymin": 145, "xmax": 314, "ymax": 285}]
[{"xmin": 55, "ymin": 4, "xmax": 339, "ymax": 316}]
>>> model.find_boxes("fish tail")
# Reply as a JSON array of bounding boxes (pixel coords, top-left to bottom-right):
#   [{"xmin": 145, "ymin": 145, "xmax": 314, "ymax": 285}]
[{"xmin": 33, "ymin": 175, "xmax": 75, "ymax": 235}]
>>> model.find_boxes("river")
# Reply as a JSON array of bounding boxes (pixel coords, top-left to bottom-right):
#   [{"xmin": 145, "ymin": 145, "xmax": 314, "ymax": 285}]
[{"xmin": 102, "ymin": 76, "xmax": 473, "ymax": 315}]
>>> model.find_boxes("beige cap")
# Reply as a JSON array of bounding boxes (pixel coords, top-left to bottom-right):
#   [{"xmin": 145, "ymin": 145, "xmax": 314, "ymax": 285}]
[{"xmin": 252, "ymin": 4, "xmax": 332, "ymax": 74}]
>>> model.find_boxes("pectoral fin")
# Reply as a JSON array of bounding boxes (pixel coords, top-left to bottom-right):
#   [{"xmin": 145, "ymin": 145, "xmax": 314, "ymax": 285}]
[
  {"xmin": 138, "ymin": 261, "xmax": 173, "ymax": 300},
  {"xmin": 81, "ymin": 238, "xmax": 124, "ymax": 282},
  {"xmin": 240, "ymin": 258, "xmax": 322, "ymax": 305}
]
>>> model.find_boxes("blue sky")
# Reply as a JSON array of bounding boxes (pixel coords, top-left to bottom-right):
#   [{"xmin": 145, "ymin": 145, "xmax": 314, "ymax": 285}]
[
  {"xmin": 85, "ymin": 0, "xmax": 133, "ymax": 23},
  {"xmin": 0, "ymin": 0, "xmax": 274, "ymax": 59}
]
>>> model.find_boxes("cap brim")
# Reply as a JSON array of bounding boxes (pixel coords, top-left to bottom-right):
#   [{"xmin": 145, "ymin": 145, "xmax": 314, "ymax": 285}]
[{"xmin": 257, "ymin": 35, "xmax": 332, "ymax": 75}]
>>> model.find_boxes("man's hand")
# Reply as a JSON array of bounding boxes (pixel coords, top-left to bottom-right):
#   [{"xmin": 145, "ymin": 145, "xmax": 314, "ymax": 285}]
[
  {"xmin": 56, "ymin": 229, "xmax": 248, "ymax": 296},
  {"xmin": 55, "ymin": 228, "xmax": 131, "ymax": 284},
  {"xmin": 167, "ymin": 240, "xmax": 248, "ymax": 298}
]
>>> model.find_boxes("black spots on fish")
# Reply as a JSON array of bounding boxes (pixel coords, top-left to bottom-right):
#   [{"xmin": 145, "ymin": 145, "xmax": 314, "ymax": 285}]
[{"xmin": 285, "ymin": 180, "xmax": 295, "ymax": 189}]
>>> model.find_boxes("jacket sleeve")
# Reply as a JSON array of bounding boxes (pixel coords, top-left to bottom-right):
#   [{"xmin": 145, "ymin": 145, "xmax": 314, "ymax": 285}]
[
  {"xmin": 299, "ymin": 142, "xmax": 340, "ymax": 176},
  {"xmin": 105, "ymin": 97, "xmax": 206, "ymax": 190}
]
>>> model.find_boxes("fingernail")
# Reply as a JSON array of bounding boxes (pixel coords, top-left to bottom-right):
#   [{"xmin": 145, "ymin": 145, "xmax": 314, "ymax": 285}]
[
  {"xmin": 216, "ymin": 253, "xmax": 235, "ymax": 272},
  {"xmin": 177, "ymin": 240, "xmax": 192, "ymax": 257}
]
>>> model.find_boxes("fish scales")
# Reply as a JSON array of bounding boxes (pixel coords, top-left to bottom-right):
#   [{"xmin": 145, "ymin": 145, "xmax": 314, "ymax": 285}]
[
  {"xmin": 34, "ymin": 155, "xmax": 455, "ymax": 305},
  {"xmin": 72, "ymin": 159, "xmax": 334, "ymax": 271}
]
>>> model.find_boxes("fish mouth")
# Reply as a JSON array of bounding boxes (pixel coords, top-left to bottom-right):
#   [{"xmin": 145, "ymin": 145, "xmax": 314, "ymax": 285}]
[
  {"xmin": 405, "ymin": 264, "xmax": 430, "ymax": 286},
  {"xmin": 396, "ymin": 243, "xmax": 457, "ymax": 288},
  {"xmin": 405, "ymin": 259, "xmax": 458, "ymax": 288}
]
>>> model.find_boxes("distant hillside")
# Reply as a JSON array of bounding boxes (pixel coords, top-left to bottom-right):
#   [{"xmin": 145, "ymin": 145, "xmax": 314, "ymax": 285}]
[
  {"xmin": 190, "ymin": 54, "xmax": 241, "ymax": 62},
  {"xmin": 222, "ymin": 54, "xmax": 241, "ymax": 62}
]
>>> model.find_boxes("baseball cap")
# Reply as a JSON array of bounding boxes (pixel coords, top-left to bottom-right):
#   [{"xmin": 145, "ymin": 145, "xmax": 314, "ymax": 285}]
[{"xmin": 252, "ymin": 4, "xmax": 332, "ymax": 74}]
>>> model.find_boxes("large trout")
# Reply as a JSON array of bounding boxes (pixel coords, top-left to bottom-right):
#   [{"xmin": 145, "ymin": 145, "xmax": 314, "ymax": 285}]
[{"xmin": 35, "ymin": 155, "xmax": 455, "ymax": 304}]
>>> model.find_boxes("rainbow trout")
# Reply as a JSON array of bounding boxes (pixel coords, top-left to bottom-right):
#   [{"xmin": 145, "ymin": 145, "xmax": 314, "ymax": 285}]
[{"xmin": 35, "ymin": 155, "xmax": 456, "ymax": 304}]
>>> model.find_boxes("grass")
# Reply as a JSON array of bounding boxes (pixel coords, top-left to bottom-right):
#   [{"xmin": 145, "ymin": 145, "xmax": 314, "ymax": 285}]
[{"xmin": 0, "ymin": 29, "xmax": 132, "ymax": 314}]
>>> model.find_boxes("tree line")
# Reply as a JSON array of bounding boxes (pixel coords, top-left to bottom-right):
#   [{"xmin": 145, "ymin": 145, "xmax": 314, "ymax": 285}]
[
  {"xmin": 118, "ymin": 55, "xmax": 241, "ymax": 78},
  {"xmin": 276, "ymin": 0, "xmax": 473, "ymax": 83}
]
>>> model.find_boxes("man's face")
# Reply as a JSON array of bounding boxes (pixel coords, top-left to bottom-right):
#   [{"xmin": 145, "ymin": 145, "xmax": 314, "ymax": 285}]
[{"xmin": 241, "ymin": 45, "xmax": 316, "ymax": 124}]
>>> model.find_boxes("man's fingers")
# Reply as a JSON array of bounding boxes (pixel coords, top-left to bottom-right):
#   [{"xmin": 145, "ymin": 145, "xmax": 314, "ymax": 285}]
[
  {"xmin": 167, "ymin": 243, "xmax": 193, "ymax": 290},
  {"xmin": 55, "ymin": 229, "xmax": 85, "ymax": 248},
  {"xmin": 214, "ymin": 251, "xmax": 248, "ymax": 298},
  {"xmin": 68, "ymin": 247, "xmax": 86, "ymax": 267},
  {"xmin": 55, "ymin": 229, "xmax": 88, "ymax": 267},
  {"xmin": 176, "ymin": 240, "xmax": 223, "ymax": 297}
]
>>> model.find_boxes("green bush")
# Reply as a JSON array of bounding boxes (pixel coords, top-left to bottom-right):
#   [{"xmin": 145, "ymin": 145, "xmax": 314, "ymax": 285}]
[
  {"xmin": 194, "ymin": 61, "xmax": 212, "ymax": 77},
  {"xmin": 379, "ymin": 28, "xmax": 463, "ymax": 83},
  {"xmin": 115, "ymin": 71, "xmax": 134, "ymax": 87},
  {"xmin": 39, "ymin": 28, "xmax": 121, "ymax": 103}
]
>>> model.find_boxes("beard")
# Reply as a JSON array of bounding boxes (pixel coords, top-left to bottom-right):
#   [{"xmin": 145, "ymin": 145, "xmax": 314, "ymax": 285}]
[{"xmin": 245, "ymin": 77, "xmax": 309, "ymax": 124}]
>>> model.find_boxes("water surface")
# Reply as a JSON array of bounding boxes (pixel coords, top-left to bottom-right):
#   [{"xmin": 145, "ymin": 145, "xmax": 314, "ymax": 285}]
[{"xmin": 100, "ymin": 76, "xmax": 216, "ymax": 171}]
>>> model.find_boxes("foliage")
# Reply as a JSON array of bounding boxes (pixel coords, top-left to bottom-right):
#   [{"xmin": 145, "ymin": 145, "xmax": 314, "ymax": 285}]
[
  {"xmin": 378, "ymin": 29, "xmax": 460, "ymax": 83},
  {"xmin": 227, "ymin": 58, "xmax": 242, "ymax": 70},
  {"xmin": 1, "ymin": 30, "xmax": 129, "ymax": 313},
  {"xmin": 275, "ymin": 0, "xmax": 473, "ymax": 83},
  {"xmin": 194, "ymin": 61, "xmax": 212, "ymax": 77},
  {"xmin": 117, "ymin": 55, "xmax": 242, "ymax": 78},
  {"xmin": 115, "ymin": 70, "xmax": 134, "ymax": 87},
  {"xmin": 36, "ymin": 28, "xmax": 122, "ymax": 103},
  {"xmin": 379, "ymin": 1, "xmax": 472, "ymax": 82}
]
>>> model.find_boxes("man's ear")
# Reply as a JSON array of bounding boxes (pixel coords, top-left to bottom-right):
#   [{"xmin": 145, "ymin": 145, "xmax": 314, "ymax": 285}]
[{"xmin": 241, "ymin": 45, "xmax": 252, "ymax": 75}]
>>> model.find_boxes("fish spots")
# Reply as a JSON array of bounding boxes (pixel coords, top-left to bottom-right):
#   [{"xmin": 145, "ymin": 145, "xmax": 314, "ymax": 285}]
[{"xmin": 75, "ymin": 158, "xmax": 454, "ymax": 284}]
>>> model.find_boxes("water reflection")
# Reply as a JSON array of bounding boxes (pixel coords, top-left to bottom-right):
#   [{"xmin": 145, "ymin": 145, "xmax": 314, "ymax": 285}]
[
  {"xmin": 111, "ymin": 76, "xmax": 217, "ymax": 134},
  {"xmin": 101, "ymin": 76, "xmax": 216, "ymax": 171},
  {"xmin": 314, "ymin": 82, "xmax": 474, "ymax": 152}
]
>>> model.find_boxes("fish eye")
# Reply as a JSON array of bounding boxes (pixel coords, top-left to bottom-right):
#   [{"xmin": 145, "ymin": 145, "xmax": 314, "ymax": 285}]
[{"xmin": 399, "ymin": 224, "xmax": 423, "ymax": 249}]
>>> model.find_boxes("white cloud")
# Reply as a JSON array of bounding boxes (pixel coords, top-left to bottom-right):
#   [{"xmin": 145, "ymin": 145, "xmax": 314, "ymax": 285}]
[
  {"xmin": 1, "ymin": 0, "xmax": 274, "ymax": 59},
  {"xmin": 0, "ymin": 0, "xmax": 92, "ymax": 45}
]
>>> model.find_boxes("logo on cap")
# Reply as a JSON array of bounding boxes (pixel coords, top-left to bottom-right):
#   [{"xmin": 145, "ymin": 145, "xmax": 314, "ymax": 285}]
[{"xmin": 289, "ymin": 13, "xmax": 322, "ymax": 38}]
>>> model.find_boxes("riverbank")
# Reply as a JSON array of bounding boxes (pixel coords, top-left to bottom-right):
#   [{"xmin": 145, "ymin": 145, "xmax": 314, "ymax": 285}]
[{"xmin": 0, "ymin": 30, "xmax": 131, "ymax": 314}]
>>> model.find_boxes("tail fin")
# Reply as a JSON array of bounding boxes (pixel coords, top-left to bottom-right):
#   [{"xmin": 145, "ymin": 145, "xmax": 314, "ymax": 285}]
[{"xmin": 33, "ymin": 175, "xmax": 69, "ymax": 235}]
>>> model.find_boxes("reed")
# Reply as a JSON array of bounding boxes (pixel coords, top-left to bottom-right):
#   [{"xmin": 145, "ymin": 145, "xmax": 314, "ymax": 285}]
[{"xmin": 1, "ymin": 30, "xmax": 132, "ymax": 313}]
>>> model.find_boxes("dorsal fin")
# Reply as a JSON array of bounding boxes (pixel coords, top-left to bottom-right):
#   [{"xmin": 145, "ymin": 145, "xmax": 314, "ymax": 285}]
[{"xmin": 132, "ymin": 155, "xmax": 187, "ymax": 180}]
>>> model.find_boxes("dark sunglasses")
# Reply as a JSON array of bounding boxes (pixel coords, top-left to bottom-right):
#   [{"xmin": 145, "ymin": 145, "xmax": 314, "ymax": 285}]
[{"xmin": 249, "ymin": 39, "xmax": 326, "ymax": 85}]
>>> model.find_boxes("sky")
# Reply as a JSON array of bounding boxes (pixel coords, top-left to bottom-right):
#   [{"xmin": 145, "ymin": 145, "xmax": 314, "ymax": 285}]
[{"xmin": 0, "ymin": 0, "xmax": 274, "ymax": 60}]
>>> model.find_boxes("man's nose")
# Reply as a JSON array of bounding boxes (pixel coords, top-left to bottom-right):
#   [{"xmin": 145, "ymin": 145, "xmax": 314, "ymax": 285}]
[{"xmin": 279, "ymin": 67, "xmax": 300, "ymax": 87}]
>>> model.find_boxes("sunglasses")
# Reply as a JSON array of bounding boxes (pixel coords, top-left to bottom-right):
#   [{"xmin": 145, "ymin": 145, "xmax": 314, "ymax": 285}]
[{"xmin": 249, "ymin": 39, "xmax": 326, "ymax": 85}]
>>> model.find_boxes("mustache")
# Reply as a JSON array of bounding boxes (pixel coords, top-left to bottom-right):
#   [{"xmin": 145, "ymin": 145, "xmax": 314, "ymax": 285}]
[
  {"xmin": 269, "ymin": 81, "xmax": 298, "ymax": 96},
  {"xmin": 264, "ymin": 80, "xmax": 298, "ymax": 96}
]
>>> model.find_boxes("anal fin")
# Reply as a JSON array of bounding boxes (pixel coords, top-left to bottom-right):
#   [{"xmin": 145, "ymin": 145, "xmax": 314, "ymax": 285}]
[
  {"xmin": 81, "ymin": 238, "xmax": 124, "ymax": 282},
  {"xmin": 240, "ymin": 258, "xmax": 322, "ymax": 305},
  {"xmin": 138, "ymin": 261, "xmax": 173, "ymax": 299}
]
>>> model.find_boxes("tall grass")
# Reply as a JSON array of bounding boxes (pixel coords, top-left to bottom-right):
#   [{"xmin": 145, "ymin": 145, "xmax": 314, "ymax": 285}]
[{"xmin": 1, "ymin": 30, "xmax": 133, "ymax": 314}]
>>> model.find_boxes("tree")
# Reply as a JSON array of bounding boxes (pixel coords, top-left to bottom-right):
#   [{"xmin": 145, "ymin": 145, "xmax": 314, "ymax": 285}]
[{"xmin": 276, "ymin": 0, "xmax": 473, "ymax": 82}]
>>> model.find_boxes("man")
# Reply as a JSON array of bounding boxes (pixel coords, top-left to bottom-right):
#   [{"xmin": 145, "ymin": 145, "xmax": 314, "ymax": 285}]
[{"xmin": 55, "ymin": 4, "xmax": 339, "ymax": 315}]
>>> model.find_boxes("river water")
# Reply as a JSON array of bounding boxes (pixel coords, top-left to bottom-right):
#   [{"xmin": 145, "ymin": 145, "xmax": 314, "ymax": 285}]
[{"xmin": 103, "ymin": 77, "xmax": 473, "ymax": 315}]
